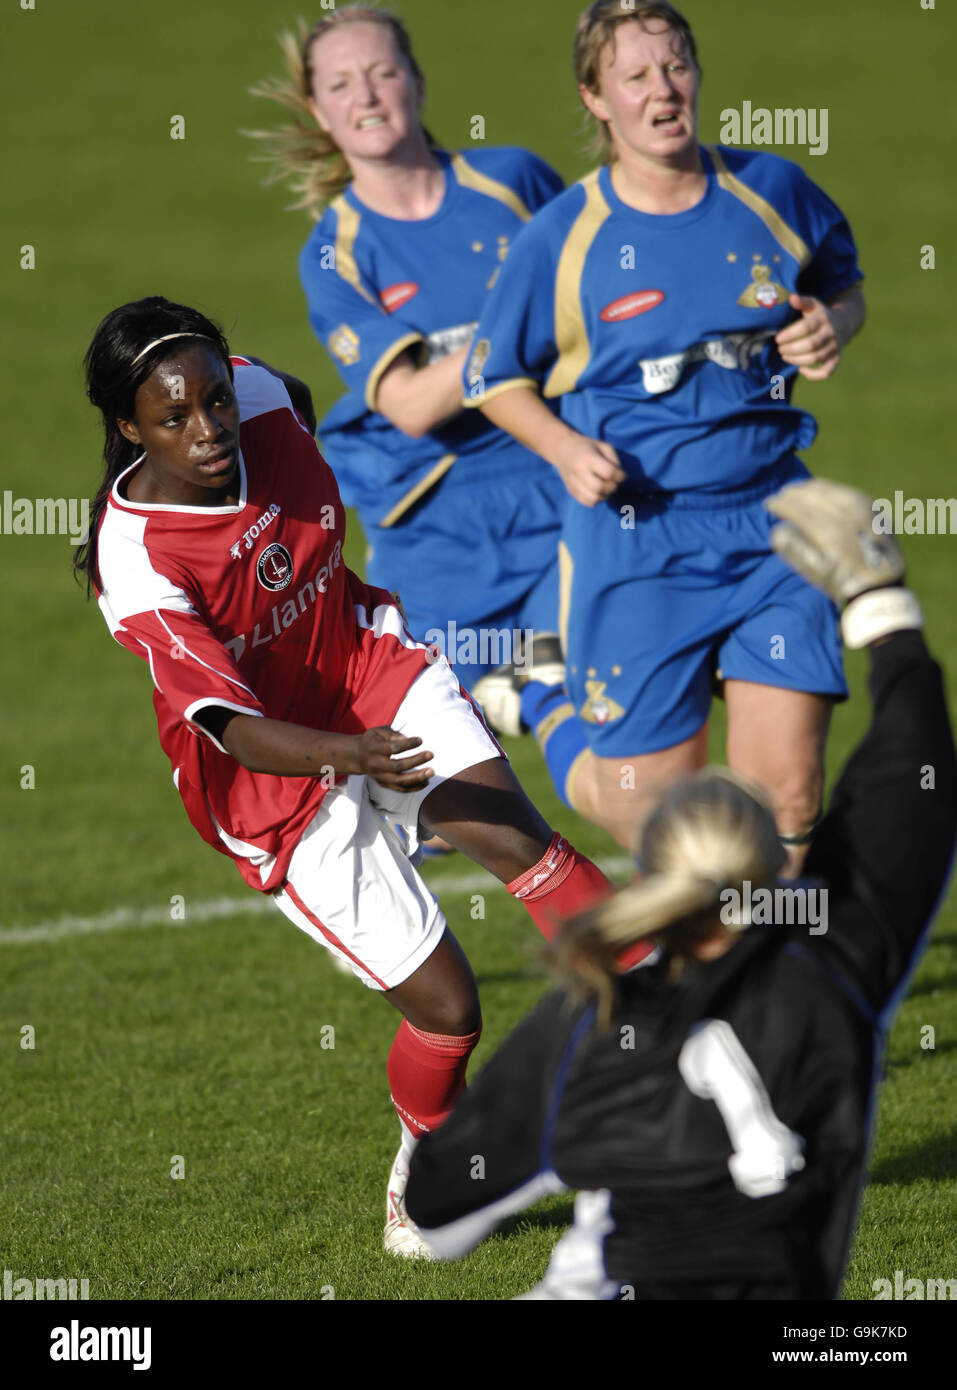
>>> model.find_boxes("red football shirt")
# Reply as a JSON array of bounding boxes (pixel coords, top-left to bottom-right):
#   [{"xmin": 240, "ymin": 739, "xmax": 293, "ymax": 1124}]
[{"xmin": 96, "ymin": 358, "xmax": 430, "ymax": 891}]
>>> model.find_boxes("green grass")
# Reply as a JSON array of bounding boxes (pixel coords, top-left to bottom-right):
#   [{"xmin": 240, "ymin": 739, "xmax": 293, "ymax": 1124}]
[{"xmin": 2, "ymin": 0, "xmax": 955, "ymax": 1301}]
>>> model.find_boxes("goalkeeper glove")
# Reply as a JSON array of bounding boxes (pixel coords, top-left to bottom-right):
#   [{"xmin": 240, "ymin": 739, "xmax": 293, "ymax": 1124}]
[{"xmin": 766, "ymin": 478, "xmax": 922, "ymax": 649}]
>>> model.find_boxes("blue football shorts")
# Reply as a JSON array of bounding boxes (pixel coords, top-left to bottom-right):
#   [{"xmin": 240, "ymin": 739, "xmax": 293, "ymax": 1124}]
[
  {"xmin": 560, "ymin": 458, "xmax": 848, "ymax": 757},
  {"xmin": 365, "ymin": 455, "xmax": 564, "ymax": 692}
]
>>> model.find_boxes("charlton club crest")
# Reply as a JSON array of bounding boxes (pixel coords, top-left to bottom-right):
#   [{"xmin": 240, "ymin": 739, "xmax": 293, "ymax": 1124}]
[{"xmin": 257, "ymin": 542, "xmax": 294, "ymax": 591}]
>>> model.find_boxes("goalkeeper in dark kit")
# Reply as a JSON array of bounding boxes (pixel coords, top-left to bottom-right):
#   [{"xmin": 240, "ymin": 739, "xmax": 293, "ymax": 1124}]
[{"xmin": 406, "ymin": 478, "xmax": 957, "ymax": 1299}]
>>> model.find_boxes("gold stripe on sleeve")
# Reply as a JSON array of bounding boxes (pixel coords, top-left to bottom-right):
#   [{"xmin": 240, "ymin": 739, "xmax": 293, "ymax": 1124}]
[
  {"xmin": 449, "ymin": 153, "xmax": 535, "ymax": 221},
  {"xmin": 364, "ymin": 333, "xmax": 425, "ymax": 412},
  {"xmin": 330, "ymin": 196, "xmax": 379, "ymax": 305},
  {"xmin": 544, "ymin": 170, "xmax": 611, "ymax": 399},
  {"xmin": 378, "ymin": 454, "xmax": 457, "ymax": 529},
  {"xmin": 706, "ymin": 146, "xmax": 812, "ymax": 269},
  {"xmin": 461, "ymin": 376, "xmax": 540, "ymax": 410}
]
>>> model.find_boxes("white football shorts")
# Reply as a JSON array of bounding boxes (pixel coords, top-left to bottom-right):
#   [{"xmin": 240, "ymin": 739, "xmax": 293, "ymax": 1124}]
[{"xmin": 272, "ymin": 656, "xmax": 503, "ymax": 990}]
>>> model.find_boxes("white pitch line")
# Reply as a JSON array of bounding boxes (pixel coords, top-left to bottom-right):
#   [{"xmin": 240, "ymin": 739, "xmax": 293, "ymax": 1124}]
[{"xmin": 0, "ymin": 856, "xmax": 635, "ymax": 946}]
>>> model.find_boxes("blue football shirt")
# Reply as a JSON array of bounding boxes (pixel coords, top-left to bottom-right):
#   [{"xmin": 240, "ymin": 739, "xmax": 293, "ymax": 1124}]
[
  {"xmin": 300, "ymin": 146, "xmax": 564, "ymax": 527},
  {"xmin": 464, "ymin": 146, "xmax": 863, "ymax": 494}
]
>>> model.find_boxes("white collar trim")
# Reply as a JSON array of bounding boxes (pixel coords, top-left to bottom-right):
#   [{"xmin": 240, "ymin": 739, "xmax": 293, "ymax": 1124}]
[{"xmin": 111, "ymin": 451, "xmax": 248, "ymax": 514}]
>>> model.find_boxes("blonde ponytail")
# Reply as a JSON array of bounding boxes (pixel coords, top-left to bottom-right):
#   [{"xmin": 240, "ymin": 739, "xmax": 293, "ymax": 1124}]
[{"xmin": 550, "ymin": 769, "xmax": 786, "ymax": 1022}]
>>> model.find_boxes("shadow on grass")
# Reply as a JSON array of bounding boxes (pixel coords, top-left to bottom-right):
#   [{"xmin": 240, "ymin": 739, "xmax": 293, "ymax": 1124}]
[
  {"xmin": 869, "ymin": 1127, "xmax": 957, "ymax": 1185},
  {"xmin": 475, "ymin": 969, "xmax": 545, "ymax": 988},
  {"xmin": 497, "ymin": 1199, "xmax": 575, "ymax": 1237}
]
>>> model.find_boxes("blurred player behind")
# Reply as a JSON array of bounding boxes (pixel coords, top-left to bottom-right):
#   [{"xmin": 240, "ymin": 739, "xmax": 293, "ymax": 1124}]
[{"xmin": 249, "ymin": 6, "xmax": 568, "ymax": 741}]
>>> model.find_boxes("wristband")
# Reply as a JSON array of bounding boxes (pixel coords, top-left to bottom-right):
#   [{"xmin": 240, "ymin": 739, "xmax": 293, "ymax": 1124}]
[{"xmin": 841, "ymin": 588, "xmax": 923, "ymax": 649}]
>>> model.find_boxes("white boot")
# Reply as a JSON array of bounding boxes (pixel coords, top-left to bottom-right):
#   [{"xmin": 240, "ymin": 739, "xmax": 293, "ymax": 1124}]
[{"xmin": 383, "ymin": 1133, "xmax": 438, "ymax": 1260}]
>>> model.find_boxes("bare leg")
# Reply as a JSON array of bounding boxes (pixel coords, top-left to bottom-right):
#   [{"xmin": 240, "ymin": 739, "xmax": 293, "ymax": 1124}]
[
  {"xmin": 724, "ymin": 680, "xmax": 832, "ymax": 875},
  {"xmin": 417, "ymin": 755, "xmax": 614, "ymax": 944},
  {"xmin": 418, "ymin": 756, "xmax": 554, "ymax": 882},
  {"xmin": 566, "ymin": 726, "xmax": 710, "ymax": 854},
  {"xmin": 385, "ymin": 929, "xmax": 480, "ymax": 1035},
  {"xmin": 421, "ymin": 833, "xmax": 455, "ymax": 855}
]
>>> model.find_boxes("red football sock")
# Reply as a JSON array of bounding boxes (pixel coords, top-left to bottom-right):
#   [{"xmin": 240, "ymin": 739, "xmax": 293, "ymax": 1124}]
[
  {"xmin": 507, "ymin": 832, "xmax": 654, "ymax": 966},
  {"xmin": 387, "ymin": 1020, "xmax": 481, "ymax": 1137},
  {"xmin": 506, "ymin": 832, "xmax": 612, "ymax": 940}
]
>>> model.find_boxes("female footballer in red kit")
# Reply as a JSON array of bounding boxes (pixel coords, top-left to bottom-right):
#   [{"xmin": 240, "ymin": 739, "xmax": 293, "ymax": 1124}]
[{"xmin": 76, "ymin": 296, "xmax": 625, "ymax": 1259}]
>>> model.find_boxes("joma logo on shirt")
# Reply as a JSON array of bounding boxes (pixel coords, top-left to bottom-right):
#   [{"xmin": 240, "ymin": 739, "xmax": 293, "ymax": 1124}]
[
  {"xmin": 224, "ymin": 540, "xmax": 342, "ymax": 661},
  {"xmin": 229, "ymin": 503, "xmax": 281, "ymax": 559}
]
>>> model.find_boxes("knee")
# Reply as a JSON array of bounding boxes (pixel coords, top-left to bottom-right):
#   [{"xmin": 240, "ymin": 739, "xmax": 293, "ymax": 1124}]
[
  {"xmin": 409, "ymin": 963, "xmax": 482, "ymax": 1036},
  {"xmin": 416, "ymin": 997, "xmax": 483, "ymax": 1038},
  {"xmin": 571, "ymin": 757, "xmax": 665, "ymax": 852}
]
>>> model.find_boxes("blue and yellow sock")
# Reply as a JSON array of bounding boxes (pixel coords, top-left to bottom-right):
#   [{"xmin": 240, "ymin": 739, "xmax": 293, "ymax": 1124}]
[{"xmin": 519, "ymin": 681, "xmax": 589, "ymax": 809}]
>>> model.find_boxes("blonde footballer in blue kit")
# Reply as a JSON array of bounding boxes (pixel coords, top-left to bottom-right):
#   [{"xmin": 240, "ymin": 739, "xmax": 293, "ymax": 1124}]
[
  {"xmin": 251, "ymin": 7, "xmax": 567, "ymax": 701},
  {"xmin": 466, "ymin": 1, "xmax": 866, "ymax": 869}
]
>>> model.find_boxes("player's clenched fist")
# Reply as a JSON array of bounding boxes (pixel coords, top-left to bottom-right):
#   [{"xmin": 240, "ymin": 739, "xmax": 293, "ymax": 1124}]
[
  {"xmin": 774, "ymin": 290, "xmax": 865, "ymax": 382},
  {"xmin": 555, "ymin": 436, "xmax": 625, "ymax": 507},
  {"xmin": 357, "ymin": 727, "xmax": 434, "ymax": 790}
]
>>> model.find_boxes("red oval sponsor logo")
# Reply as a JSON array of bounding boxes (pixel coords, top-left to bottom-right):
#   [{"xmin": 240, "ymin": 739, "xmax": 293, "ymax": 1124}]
[
  {"xmin": 600, "ymin": 290, "xmax": 665, "ymax": 322},
  {"xmin": 380, "ymin": 281, "xmax": 419, "ymax": 313}
]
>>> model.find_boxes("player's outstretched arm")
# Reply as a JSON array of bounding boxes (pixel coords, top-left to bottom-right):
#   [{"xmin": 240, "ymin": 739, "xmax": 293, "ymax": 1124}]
[
  {"xmin": 196, "ymin": 708, "xmax": 434, "ymax": 790},
  {"xmin": 767, "ymin": 479, "xmax": 957, "ymax": 1006}
]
